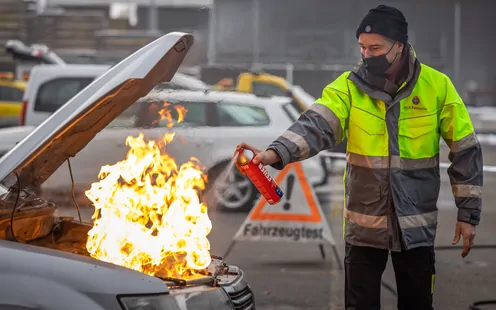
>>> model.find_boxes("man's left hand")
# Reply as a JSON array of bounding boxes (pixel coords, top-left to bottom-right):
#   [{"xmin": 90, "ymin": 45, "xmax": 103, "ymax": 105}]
[{"xmin": 452, "ymin": 221, "xmax": 477, "ymax": 258}]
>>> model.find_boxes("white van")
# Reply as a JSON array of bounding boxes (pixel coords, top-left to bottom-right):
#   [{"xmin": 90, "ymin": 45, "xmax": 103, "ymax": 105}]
[
  {"xmin": 20, "ymin": 64, "xmax": 110, "ymax": 126},
  {"xmin": 20, "ymin": 64, "xmax": 211, "ymax": 126}
]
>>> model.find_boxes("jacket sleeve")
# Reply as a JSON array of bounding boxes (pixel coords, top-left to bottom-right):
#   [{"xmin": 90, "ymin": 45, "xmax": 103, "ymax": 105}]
[
  {"xmin": 439, "ymin": 75, "xmax": 483, "ymax": 225},
  {"xmin": 267, "ymin": 72, "xmax": 351, "ymax": 170}
]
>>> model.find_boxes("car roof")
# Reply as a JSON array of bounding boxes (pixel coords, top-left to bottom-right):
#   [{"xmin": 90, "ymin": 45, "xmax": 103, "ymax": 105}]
[
  {"xmin": 0, "ymin": 79, "xmax": 27, "ymax": 89},
  {"xmin": 29, "ymin": 65, "xmax": 210, "ymax": 91},
  {"xmin": 30, "ymin": 63, "xmax": 111, "ymax": 73},
  {"xmin": 150, "ymin": 90, "xmax": 292, "ymax": 106}
]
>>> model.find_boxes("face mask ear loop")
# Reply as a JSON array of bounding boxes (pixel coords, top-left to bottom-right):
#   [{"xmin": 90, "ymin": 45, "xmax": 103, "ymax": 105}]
[{"xmin": 385, "ymin": 41, "xmax": 400, "ymax": 71}]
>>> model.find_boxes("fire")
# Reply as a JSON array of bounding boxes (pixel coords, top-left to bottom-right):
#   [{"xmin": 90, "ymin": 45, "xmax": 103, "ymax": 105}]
[
  {"xmin": 85, "ymin": 102, "xmax": 212, "ymax": 279},
  {"xmin": 149, "ymin": 101, "xmax": 187, "ymax": 127}
]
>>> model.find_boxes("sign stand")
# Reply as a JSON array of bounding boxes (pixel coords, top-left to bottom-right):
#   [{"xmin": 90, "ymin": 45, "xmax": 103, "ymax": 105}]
[{"xmin": 223, "ymin": 161, "xmax": 343, "ymax": 270}]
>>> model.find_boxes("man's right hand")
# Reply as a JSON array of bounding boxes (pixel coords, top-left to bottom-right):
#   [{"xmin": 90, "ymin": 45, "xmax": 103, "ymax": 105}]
[{"xmin": 236, "ymin": 142, "xmax": 281, "ymax": 166}]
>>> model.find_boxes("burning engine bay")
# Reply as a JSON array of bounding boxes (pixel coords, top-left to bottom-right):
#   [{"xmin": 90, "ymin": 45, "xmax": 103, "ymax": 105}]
[{"xmin": 0, "ymin": 100, "xmax": 253, "ymax": 306}]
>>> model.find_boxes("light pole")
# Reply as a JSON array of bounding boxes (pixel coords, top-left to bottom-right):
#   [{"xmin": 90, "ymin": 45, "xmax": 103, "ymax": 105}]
[
  {"xmin": 207, "ymin": 2, "xmax": 217, "ymax": 66},
  {"xmin": 148, "ymin": 0, "xmax": 158, "ymax": 32},
  {"xmin": 252, "ymin": 0, "xmax": 260, "ymax": 66},
  {"xmin": 454, "ymin": 1, "xmax": 461, "ymax": 88}
]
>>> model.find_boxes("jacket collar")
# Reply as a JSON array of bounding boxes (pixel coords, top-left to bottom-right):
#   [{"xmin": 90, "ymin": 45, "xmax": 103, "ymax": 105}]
[{"xmin": 348, "ymin": 44, "xmax": 421, "ymax": 103}]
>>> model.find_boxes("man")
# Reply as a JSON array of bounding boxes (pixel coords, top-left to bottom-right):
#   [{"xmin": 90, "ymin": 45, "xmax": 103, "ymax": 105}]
[{"xmin": 237, "ymin": 4, "xmax": 483, "ymax": 310}]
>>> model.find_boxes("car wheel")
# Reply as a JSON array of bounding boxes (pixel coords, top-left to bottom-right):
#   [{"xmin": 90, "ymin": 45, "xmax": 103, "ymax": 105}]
[{"xmin": 204, "ymin": 161, "xmax": 259, "ymax": 213}]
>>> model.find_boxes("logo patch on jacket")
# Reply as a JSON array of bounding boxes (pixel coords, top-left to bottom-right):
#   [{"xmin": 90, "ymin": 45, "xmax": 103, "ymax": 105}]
[{"xmin": 405, "ymin": 96, "xmax": 426, "ymax": 110}]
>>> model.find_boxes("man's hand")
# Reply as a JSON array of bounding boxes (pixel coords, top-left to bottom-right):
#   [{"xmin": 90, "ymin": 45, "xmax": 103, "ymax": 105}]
[
  {"xmin": 236, "ymin": 142, "xmax": 281, "ymax": 166},
  {"xmin": 452, "ymin": 221, "xmax": 477, "ymax": 258}
]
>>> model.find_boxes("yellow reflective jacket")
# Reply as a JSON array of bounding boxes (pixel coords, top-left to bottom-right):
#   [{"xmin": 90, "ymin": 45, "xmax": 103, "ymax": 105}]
[{"xmin": 268, "ymin": 45, "xmax": 483, "ymax": 251}]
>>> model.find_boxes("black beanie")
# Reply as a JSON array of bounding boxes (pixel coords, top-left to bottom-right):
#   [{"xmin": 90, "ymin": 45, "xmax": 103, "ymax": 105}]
[{"xmin": 356, "ymin": 4, "xmax": 408, "ymax": 44}]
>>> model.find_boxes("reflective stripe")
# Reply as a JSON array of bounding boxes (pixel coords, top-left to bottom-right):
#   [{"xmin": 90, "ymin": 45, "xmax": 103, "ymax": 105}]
[
  {"xmin": 282, "ymin": 130, "xmax": 310, "ymax": 160},
  {"xmin": 446, "ymin": 132, "xmax": 479, "ymax": 152},
  {"xmin": 346, "ymin": 153, "xmax": 389, "ymax": 169},
  {"xmin": 398, "ymin": 211, "xmax": 438, "ymax": 229},
  {"xmin": 452, "ymin": 184, "xmax": 482, "ymax": 198},
  {"xmin": 431, "ymin": 274, "xmax": 436, "ymax": 294},
  {"xmin": 390, "ymin": 155, "xmax": 439, "ymax": 170},
  {"xmin": 346, "ymin": 152, "xmax": 439, "ymax": 169},
  {"xmin": 310, "ymin": 103, "xmax": 343, "ymax": 142},
  {"xmin": 344, "ymin": 208, "xmax": 387, "ymax": 229}
]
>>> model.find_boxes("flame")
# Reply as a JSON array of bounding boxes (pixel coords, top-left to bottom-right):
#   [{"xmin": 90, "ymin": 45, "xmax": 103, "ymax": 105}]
[
  {"xmin": 85, "ymin": 103, "xmax": 212, "ymax": 279},
  {"xmin": 149, "ymin": 101, "xmax": 188, "ymax": 127}
]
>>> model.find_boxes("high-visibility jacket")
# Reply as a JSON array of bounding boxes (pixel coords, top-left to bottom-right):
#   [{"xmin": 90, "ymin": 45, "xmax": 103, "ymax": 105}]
[{"xmin": 268, "ymin": 46, "xmax": 483, "ymax": 251}]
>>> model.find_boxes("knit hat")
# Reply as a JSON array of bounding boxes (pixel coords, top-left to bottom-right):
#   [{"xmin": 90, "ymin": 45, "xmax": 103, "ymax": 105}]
[{"xmin": 356, "ymin": 5, "xmax": 408, "ymax": 44}]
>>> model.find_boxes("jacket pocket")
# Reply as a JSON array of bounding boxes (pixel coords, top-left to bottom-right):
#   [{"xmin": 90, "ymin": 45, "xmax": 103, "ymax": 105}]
[
  {"xmin": 398, "ymin": 114, "xmax": 440, "ymax": 158},
  {"xmin": 398, "ymin": 168, "xmax": 440, "ymax": 211},
  {"xmin": 348, "ymin": 107, "xmax": 387, "ymax": 155},
  {"xmin": 346, "ymin": 179, "xmax": 384, "ymax": 214}
]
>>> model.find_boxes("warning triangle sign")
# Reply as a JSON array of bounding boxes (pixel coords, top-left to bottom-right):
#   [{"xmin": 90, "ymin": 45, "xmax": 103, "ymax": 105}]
[
  {"xmin": 233, "ymin": 161, "xmax": 336, "ymax": 246},
  {"xmin": 250, "ymin": 161, "xmax": 321, "ymax": 222}
]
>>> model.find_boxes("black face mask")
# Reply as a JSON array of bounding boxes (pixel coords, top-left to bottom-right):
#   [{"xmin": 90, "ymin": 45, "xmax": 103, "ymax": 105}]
[{"xmin": 362, "ymin": 42, "xmax": 398, "ymax": 76}]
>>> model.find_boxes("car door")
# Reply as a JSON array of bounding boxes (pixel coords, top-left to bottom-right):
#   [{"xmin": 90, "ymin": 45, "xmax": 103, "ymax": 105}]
[
  {"xmin": 159, "ymin": 100, "xmax": 214, "ymax": 167},
  {"xmin": 192, "ymin": 100, "xmax": 275, "ymax": 169}
]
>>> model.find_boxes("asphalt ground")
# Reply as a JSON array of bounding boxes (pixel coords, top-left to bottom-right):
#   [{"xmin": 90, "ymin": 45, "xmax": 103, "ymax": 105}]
[{"xmin": 47, "ymin": 145, "xmax": 496, "ymax": 310}]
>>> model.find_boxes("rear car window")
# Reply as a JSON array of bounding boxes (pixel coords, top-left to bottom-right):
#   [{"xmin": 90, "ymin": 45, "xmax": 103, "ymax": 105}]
[
  {"xmin": 34, "ymin": 77, "xmax": 94, "ymax": 113},
  {"xmin": 252, "ymin": 82, "xmax": 290, "ymax": 97},
  {"xmin": 0, "ymin": 86, "xmax": 23, "ymax": 102},
  {"xmin": 216, "ymin": 102, "xmax": 270, "ymax": 127}
]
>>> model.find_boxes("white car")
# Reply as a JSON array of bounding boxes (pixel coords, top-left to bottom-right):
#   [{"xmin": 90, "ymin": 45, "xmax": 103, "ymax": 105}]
[{"xmin": 0, "ymin": 90, "xmax": 327, "ymax": 212}]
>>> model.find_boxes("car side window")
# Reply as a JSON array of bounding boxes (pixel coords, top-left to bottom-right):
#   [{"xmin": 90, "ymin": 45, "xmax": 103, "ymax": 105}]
[
  {"xmin": 0, "ymin": 86, "xmax": 23, "ymax": 102},
  {"xmin": 158, "ymin": 101, "xmax": 208, "ymax": 127},
  {"xmin": 216, "ymin": 102, "xmax": 270, "ymax": 127},
  {"xmin": 134, "ymin": 100, "xmax": 208, "ymax": 128},
  {"xmin": 252, "ymin": 82, "xmax": 290, "ymax": 97},
  {"xmin": 35, "ymin": 77, "xmax": 94, "ymax": 113}
]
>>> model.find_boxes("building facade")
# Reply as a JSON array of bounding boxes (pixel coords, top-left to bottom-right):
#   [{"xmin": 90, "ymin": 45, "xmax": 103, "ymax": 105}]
[{"xmin": 207, "ymin": 0, "xmax": 495, "ymax": 105}]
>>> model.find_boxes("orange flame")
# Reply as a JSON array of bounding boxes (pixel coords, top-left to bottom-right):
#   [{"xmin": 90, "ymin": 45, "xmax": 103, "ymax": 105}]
[
  {"xmin": 85, "ymin": 103, "xmax": 211, "ymax": 279},
  {"xmin": 150, "ymin": 101, "xmax": 188, "ymax": 128}
]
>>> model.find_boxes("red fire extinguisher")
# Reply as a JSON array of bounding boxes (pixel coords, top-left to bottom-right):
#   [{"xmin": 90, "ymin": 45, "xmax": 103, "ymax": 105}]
[{"xmin": 234, "ymin": 148, "xmax": 284, "ymax": 204}]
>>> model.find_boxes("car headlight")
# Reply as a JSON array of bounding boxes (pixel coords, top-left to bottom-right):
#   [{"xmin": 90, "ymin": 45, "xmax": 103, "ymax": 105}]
[
  {"xmin": 119, "ymin": 287, "xmax": 234, "ymax": 310},
  {"xmin": 120, "ymin": 293, "xmax": 181, "ymax": 310}
]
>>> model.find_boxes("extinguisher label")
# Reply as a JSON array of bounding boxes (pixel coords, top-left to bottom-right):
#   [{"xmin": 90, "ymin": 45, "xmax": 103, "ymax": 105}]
[{"xmin": 258, "ymin": 163, "xmax": 273, "ymax": 182}]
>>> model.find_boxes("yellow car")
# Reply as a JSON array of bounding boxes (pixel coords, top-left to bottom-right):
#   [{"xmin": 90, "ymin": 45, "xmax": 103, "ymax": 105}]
[
  {"xmin": 0, "ymin": 72, "xmax": 26, "ymax": 118},
  {"xmin": 213, "ymin": 71, "xmax": 310, "ymax": 113}
]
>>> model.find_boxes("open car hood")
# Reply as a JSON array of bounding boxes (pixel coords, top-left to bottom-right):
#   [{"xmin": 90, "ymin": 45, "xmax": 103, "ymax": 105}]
[{"xmin": 0, "ymin": 32, "xmax": 194, "ymax": 189}]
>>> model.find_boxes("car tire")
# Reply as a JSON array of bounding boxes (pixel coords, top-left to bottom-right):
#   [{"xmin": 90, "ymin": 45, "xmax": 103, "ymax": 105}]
[{"xmin": 203, "ymin": 161, "xmax": 259, "ymax": 213}]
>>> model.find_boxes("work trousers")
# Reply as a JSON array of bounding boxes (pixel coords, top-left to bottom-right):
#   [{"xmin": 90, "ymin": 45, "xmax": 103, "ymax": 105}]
[{"xmin": 344, "ymin": 242, "xmax": 436, "ymax": 310}]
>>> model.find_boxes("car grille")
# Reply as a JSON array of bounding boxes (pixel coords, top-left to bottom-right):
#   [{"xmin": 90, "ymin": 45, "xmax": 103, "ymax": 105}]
[{"xmin": 228, "ymin": 285, "xmax": 255, "ymax": 310}]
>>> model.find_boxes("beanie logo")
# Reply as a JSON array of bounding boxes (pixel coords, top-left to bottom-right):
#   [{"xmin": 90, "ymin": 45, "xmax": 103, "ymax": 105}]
[
  {"xmin": 412, "ymin": 96, "xmax": 420, "ymax": 105},
  {"xmin": 365, "ymin": 25, "xmax": 372, "ymax": 32}
]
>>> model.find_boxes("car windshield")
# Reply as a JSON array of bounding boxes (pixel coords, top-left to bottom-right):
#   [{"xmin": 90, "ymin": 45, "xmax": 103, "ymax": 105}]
[
  {"xmin": 282, "ymin": 101, "xmax": 301, "ymax": 122},
  {"xmin": 291, "ymin": 85, "xmax": 316, "ymax": 108},
  {"xmin": 155, "ymin": 73, "xmax": 211, "ymax": 91}
]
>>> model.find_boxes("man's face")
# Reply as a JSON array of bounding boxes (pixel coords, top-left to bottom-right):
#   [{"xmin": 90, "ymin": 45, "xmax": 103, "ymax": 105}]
[{"xmin": 359, "ymin": 33, "xmax": 403, "ymax": 62}]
